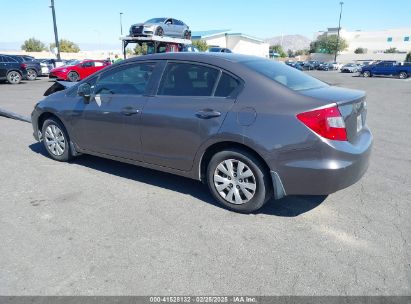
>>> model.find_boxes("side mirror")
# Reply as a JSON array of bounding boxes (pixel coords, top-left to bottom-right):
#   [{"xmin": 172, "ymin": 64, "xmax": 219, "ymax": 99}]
[{"xmin": 77, "ymin": 83, "xmax": 91, "ymax": 103}]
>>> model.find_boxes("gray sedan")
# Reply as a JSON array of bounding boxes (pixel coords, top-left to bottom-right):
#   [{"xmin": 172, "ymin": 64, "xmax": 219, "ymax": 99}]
[
  {"xmin": 129, "ymin": 18, "xmax": 191, "ymax": 39},
  {"xmin": 31, "ymin": 53, "xmax": 372, "ymax": 213}
]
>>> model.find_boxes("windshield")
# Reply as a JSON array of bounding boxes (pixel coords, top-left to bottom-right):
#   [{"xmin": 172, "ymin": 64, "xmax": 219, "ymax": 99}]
[
  {"xmin": 145, "ymin": 18, "xmax": 166, "ymax": 24},
  {"xmin": 244, "ymin": 59, "xmax": 328, "ymax": 91},
  {"xmin": 63, "ymin": 60, "xmax": 80, "ymax": 66}
]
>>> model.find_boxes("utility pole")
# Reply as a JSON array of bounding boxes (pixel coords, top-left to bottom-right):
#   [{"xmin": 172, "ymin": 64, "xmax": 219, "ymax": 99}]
[
  {"xmin": 120, "ymin": 12, "xmax": 123, "ymax": 36},
  {"xmin": 50, "ymin": 0, "xmax": 61, "ymax": 60},
  {"xmin": 334, "ymin": 1, "xmax": 344, "ymax": 62}
]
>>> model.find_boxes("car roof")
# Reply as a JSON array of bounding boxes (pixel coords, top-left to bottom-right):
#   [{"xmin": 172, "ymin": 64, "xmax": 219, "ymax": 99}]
[{"xmin": 127, "ymin": 52, "xmax": 262, "ymax": 64}]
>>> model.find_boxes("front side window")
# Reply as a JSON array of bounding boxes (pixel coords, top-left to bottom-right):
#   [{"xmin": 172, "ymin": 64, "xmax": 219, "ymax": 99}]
[
  {"xmin": 82, "ymin": 61, "xmax": 94, "ymax": 68},
  {"xmin": 94, "ymin": 61, "xmax": 104, "ymax": 67},
  {"xmin": 4, "ymin": 56, "xmax": 18, "ymax": 63},
  {"xmin": 158, "ymin": 63, "xmax": 219, "ymax": 96},
  {"xmin": 95, "ymin": 62, "xmax": 155, "ymax": 95},
  {"xmin": 244, "ymin": 59, "xmax": 327, "ymax": 91}
]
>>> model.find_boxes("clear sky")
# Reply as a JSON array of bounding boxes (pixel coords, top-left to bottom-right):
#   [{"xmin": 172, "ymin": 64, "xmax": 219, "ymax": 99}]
[{"xmin": 0, "ymin": 0, "xmax": 410, "ymax": 49}]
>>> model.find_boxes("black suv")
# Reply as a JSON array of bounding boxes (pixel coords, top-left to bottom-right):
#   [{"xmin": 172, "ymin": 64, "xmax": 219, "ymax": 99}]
[
  {"xmin": 0, "ymin": 55, "xmax": 28, "ymax": 84},
  {"xmin": 8, "ymin": 55, "xmax": 41, "ymax": 80}
]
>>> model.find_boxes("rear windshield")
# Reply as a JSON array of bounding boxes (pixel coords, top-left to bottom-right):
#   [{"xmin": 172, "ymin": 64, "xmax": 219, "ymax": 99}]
[{"xmin": 244, "ymin": 59, "xmax": 328, "ymax": 91}]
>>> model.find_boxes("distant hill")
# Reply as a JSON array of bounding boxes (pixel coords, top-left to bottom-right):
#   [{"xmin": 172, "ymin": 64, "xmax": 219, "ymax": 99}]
[{"xmin": 265, "ymin": 35, "xmax": 311, "ymax": 51}]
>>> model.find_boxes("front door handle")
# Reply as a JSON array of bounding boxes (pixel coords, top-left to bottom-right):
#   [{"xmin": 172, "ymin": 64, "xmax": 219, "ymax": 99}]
[
  {"xmin": 196, "ymin": 109, "xmax": 221, "ymax": 119},
  {"xmin": 121, "ymin": 107, "xmax": 140, "ymax": 116}
]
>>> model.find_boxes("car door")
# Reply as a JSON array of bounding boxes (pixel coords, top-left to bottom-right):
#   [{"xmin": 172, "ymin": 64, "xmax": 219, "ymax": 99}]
[
  {"xmin": 140, "ymin": 61, "xmax": 242, "ymax": 171},
  {"xmin": 70, "ymin": 62, "xmax": 157, "ymax": 160},
  {"xmin": 79, "ymin": 61, "xmax": 95, "ymax": 79},
  {"xmin": 164, "ymin": 18, "xmax": 173, "ymax": 36}
]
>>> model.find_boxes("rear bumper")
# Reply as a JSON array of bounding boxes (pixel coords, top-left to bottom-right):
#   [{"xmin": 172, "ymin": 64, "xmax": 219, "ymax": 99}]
[{"xmin": 274, "ymin": 128, "xmax": 373, "ymax": 195}]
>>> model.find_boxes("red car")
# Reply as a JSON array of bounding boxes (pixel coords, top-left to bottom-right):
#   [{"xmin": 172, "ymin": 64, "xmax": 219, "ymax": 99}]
[{"xmin": 49, "ymin": 59, "xmax": 111, "ymax": 82}]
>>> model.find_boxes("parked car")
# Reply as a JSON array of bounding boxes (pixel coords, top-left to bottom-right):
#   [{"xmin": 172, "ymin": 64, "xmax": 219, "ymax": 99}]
[
  {"xmin": 208, "ymin": 47, "xmax": 232, "ymax": 53},
  {"xmin": 286, "ymin": 61, "xmax": 303, "ymax": 70},
  {"xmin": 49, "ymin": 59, "xmax": 111, "ymax": 82},
  {"xmin": 303, "ymin": 60, "xmax": 321, "ymax": 70},
  {"xmin": 360, "ymin": 61, "xmax": 411, "ymax": 79},
  {"xmin": 129, "ymin": 18, "xmax": 191, "ymax": 39},
  {"xmin": 0, "ymin": 54, "xmax": 28, "ymax": 84},
  {"xmin": 7, "ymin": 55, "xmax": 42, "ymax": 80},
  {"xmin": 341, "ymin": 63, "xmax": 361, "ymax": 73},
  {"xmin": 32, "ymin": 53, "xmax": 372, "ymax": 213},
  {"xmin": 317, "ymin": 62, "xmax": 334, "ymax": 71}
]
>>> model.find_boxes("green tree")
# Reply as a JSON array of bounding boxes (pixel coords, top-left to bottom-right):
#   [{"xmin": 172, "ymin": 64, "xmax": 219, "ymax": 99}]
[
  {"xmin": 270, "ymin": 44, "xmax": 286, "ymax": 57},
  {"xmin": 21, "ymin": 37, "xmax": 46, "ymax": 52},
  {"xmin": 354, "ymin": 47, "xmax": 367, "ymax": 54},
  {"xmin": 310, "ymin": 35, "xmax": 348, "ymax": 54},
  {"xmin": 294, "ymin": 49, "xmax": 309, "ymax": 56},
  {"xmin": 192, "ymin": 40, "xmax": 208, "ymax": 52},
  {"xmin": 384, "ymin": 47, "xmax": 398, "ymax": 54},
  {"xmin": 50, "ymin": 39, "xmax": 80, "ymax": 53},
  {"xmin": 287, "ymin": 49, "xmax": 294, "ymax": 58},
  {"xmin": 406, "ymin": 51, "xmax": 411, "ymax": 62},
  {"xmin": 134, "ymin": 43, "xmax": 148, "ymax": 55}
]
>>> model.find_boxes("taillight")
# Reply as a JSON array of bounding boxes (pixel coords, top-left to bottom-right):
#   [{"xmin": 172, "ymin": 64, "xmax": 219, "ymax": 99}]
[
  {"xmin": 297, "ymin": 105, "xmax": 347, "ymax": 141},
  {"xmin": 21, "ymin": 63, "xmax": 27, "ymax": 69}
]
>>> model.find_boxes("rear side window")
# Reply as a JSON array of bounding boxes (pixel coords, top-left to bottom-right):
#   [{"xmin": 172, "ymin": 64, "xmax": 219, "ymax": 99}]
[
  {"xmin": 95, "ymin": 62, "xmax": 155, "ymax": 95},
  {"xmin": 4, "ymin": 56, "xmax": 18, "ymax": 63},
  {"xmin": 158, "ymin": 63, "xmax": 219, "ymax": 96},
  {"xmin": 244, "ymin": 59, "xmax": 327, "ymax": 91},
  {"xmin": 215, "ymin": 72, "xmax": 240, "ymax": 97}
]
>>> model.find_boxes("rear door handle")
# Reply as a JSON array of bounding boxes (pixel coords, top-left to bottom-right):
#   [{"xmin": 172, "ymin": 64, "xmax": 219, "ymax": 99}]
[
  {"xmin": 121, "ymin": 107, "xmax": 140, "ymax": 116},
  {"xmin": 195, "ymin": 109, "xmax": 221, "ymax": 119}
]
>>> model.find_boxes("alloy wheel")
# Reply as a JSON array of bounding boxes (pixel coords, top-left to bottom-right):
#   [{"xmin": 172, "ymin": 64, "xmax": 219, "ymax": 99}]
[
  {"xmin": 213, "ymin": 159, "xmax": 257, "ymax": 205},
  {"xmin": 8, "ymin": 71, "xmax": 21, "ymax": 84},
  {"xmin": 44, "ymin": 124, "xmax": 66, "ymax": 156},
  {"xmin": 27, "ymin": 69, "xmax": 37, "ymax": 80}
]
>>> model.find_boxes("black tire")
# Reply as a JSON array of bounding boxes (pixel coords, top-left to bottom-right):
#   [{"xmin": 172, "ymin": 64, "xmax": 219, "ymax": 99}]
[
  {"xmin": 42, "ymin": 118, "xmax": 72, "ymax": 162},
  {"xmin": 67, "ymin": 71, "xmax": 79, "ymax": 82},
  {"xmin": 155, "ymin": 27, "xmax": 164, "ymax": 37},
  {"xmin": 206, "ymin": 149, "xmax": 272, "ymax": 213},
  {"xmin": 399, "ymin": 71, "xmax": 408, "ymax": 79},
  {"xmin": 26, "ymin": 69, "xmax": 37, "ymax": 81},
  {"xmin": 183, "ymin": 30, "xmax": 191, "ymax": 40},
  {"xmin": 363, "ymin": 71, "xmax": 371, "ymax": 78},
  {"xmin": 6, "ymin": 71, "xmax": 22, "ymax": 84}
]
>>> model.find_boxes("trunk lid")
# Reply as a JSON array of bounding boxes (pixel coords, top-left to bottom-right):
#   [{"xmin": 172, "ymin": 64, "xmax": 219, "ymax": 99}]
[{"xmin": 299, "ymin": 86, "xmax": 367, "ymax": 143}]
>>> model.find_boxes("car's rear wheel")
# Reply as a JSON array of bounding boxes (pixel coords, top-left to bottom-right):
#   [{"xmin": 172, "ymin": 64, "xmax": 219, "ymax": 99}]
[
  {"xmin": 183, "ymin": 30, "xmax": 191, "ymax": 40},
  {"xmin": 363, "ymin": 71, "xmax": 371, "ymax": 78},
  {"xmin": 42, "ymin": 118, "xmax": 72, "ymax": 162},
  {"xmin": 26, "ymin": 69, "xmax": 37, "ymax": 81},
  {"xmin": 67, "ymin": 71, "xmax": 79, "ymax": 82},
  {"xmin": 155, "ymin": 27, "xmax": 164, "ymax": 37},
  {"xmin": 6, "ymin": 71, "xmax": 22, "ymax": 84},
  {"xmin": 207, "ymin": 149, "xmax": 272, "ymax": 213},
  {"xmin": 399, "ymin": 71, "xmax": 408, "ymax": 79}
]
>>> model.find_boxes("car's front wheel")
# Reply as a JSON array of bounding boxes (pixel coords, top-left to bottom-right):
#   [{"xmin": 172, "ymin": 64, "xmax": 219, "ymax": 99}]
[
  {"xmin": 67, "ymin": 71, "xmax": 79, "ymax": 82},
  {"xmin": 26, "ymin": 69, "xmax": 37, "ymax": 81},
  {"xmin": 399, "ymin": 71, "xmax": 408, "ymax": 79},
  {"xmin": 155, "ymin": 27, "xmax": 164, "ymax": 37},
  {"xmin": 207, "ymin": 149, "xmax": 272, "ymax": 213},
  {"xmin": 42, "ymin": 118, "xmax": 72, "ymax": 162}
]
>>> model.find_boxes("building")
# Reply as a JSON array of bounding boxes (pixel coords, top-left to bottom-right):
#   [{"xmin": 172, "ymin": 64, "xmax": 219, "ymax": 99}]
[
  {"xmin": 315, "ymin": 27, "xmax": 411, "ymax": 54},
  {"xmin": 312, "ymin": 27, "xmax": 411, "ymax": 63},
  {"xmin": 192, "ymin": 30, "xmax": 269, "ymax": 58}
]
